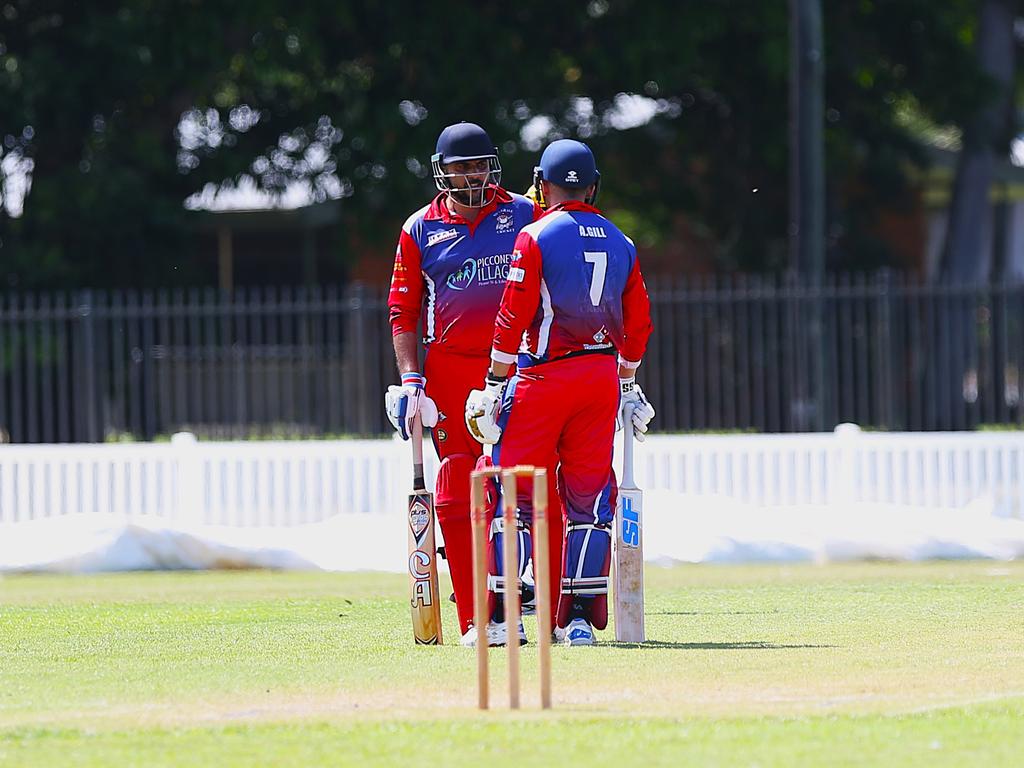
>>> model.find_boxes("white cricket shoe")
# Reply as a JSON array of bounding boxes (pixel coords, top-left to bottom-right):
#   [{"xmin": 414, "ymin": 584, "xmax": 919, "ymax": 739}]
[
  {"xmin": 562, "ymin": 618, "xmax": 596, "ymax": 647},
  {"xmin": 459, "ymin": 625, "xmax": 485, "ymax": 647},
  {"xmin": 460, "ymin": 621, "xmax": 527, "ymax": 647}
]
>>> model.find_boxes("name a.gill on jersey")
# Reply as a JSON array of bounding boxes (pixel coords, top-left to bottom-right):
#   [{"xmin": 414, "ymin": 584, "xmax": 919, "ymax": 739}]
[
  {"xmin": 579, "ymin": 225, "xmax": 607, "ymax": 238},
  {"xmin": 426, "ymin": 228, "xmax": 459, "ymax": 247}
]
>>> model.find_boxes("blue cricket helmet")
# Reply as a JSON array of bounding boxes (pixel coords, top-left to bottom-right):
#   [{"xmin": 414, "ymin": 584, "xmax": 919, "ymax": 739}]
[
  {"xmin": 532, "ymin": 139, "xmax": 601, "ymax": 206},
  {"xmin": 434, "ymin": 122, "xmax": 496, "ymax": 163},
  {"xmin": 431, "ymin": 122, "xmax": 502, "ymax": 207}
]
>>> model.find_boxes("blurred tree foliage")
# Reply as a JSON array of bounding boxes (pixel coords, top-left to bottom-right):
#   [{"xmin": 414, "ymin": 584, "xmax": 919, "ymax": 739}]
[{"xmin": 0, "ymin": 0, "xmax": 1016, "ymax": 289}]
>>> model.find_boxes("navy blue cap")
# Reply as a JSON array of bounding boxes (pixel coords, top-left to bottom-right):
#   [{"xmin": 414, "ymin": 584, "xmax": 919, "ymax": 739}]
[
  {"xmin": 434, "ymin": 122, "xmax": 497, "ymax": 163},
  {"xmin": 537, "ymin": 139, "xmax": 598, "ymax": 188}
]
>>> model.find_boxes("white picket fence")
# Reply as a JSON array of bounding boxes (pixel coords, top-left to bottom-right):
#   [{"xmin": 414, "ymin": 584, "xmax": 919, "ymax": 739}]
[
  {"xmin": 1, "ymin": 425, "xmax": 1022, "ymax": 525},
  {"xmin": 638, "ymin": 425, "xmax": 1024, "ymax": 515}
]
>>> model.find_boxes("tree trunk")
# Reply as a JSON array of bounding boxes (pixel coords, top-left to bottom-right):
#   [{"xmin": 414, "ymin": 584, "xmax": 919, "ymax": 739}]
[
  {"xmin": 789, "ymin": 0, "xmax": 827, "ymax": 430},
  {"xmin": 936, "ymin": 0, "xmax": 1015, "ymax": 429},
  {"xmin": 941, "ymin": 0, "xmax": 1015, "ymax": 283}
]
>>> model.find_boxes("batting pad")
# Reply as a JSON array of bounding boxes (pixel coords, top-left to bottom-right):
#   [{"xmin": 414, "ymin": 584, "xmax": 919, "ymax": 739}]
[
  {"xmin": 487, "ymin": 515, "xmax": 531, "ymax": 595},
  {"xmin": 560, "ymin": 522, "xmax": 611, "ymax": 596}
]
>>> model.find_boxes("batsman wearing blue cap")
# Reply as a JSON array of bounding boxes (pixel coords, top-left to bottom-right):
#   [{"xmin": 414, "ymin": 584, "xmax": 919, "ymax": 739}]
[{"xmin": 466, "ymin": 139, "xmax": 655, "ymax": 646}]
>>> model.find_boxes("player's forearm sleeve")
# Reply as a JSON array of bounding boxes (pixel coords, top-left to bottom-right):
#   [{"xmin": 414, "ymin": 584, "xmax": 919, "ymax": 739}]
[
  {"xmin": 620, "ymin": 258, "xmax": 653, "ymax": 366},
  {"xmin": 387, "ymin": 230, "xmax": 424, "ymax": 336},
  {"xmin": 492, "ymin": 233, "xmax": 542, "ymax": 361}
]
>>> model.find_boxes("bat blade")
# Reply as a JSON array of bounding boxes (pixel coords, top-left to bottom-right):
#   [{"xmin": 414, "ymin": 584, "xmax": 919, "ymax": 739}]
[
  {"xmin": 408, "ymin": 490, "xmax": 443, "ymax": 645},
  {"xmin": 614, "ymin": 486, "xmax": 645, "ymax": 643}
]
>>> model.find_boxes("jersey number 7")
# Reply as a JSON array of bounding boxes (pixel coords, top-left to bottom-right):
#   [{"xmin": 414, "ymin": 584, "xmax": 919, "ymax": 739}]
[{"xmin": 584, "ymin": 251, "xmax": 607, "ymax": 306}]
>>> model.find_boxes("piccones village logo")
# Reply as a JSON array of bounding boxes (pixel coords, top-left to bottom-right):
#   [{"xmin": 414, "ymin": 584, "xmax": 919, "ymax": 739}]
[
  {"xmin": 446, "ymin": 254, "xmax": 513, "ymax": 290},
  {"xmin": 446, "ymin": 258, "xmax": 477, "ymax": 290}
]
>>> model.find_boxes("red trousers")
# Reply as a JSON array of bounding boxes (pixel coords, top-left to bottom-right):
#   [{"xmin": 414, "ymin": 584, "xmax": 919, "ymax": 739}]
[
  {"xmin": 493, "ymin": 353, "xmax": 619, "ymax": 627},
  {"xmin": 424, "ymin": 347, "xmax": 560, "ymax": 635}
]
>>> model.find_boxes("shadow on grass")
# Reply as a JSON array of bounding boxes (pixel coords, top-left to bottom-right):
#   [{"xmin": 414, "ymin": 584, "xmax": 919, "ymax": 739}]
[
  {"xmin": 646, "ymin": 610, "xmax": 780, "ymax": 616},
  {"xmin": 604, "ymin": 640, "xmax": 837, "ymax": 650}
]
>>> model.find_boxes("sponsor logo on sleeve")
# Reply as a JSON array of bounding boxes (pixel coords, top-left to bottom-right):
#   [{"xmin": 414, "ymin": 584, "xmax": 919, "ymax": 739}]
[{"xmin": 508, "ymin": 267, "xmax": 526, "ymax": 283}]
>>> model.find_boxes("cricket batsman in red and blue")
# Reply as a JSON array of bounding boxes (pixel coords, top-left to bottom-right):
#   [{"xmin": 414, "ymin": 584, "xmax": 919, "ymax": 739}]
[
  {"xmin": 465, "ymin": 139, "xmax": 656, "ymax": 646},
  {"xmin": 386, "ymin": 122, "xmax": 546, "ymax": 647}
]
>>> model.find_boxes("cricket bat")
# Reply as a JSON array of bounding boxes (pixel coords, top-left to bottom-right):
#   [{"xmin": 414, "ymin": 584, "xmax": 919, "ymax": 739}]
[
  {"xmin": 407, "ymin": 411, "xmax": 443, "ymax": 645},
  {"xmin": 614, "ymin": 402, "xmax": 645, "ymax": 642}
]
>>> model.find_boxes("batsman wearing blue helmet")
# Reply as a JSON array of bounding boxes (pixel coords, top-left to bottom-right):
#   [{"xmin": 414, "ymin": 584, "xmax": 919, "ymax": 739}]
[
  {"xmin": 387, "ymin": 122, "xmax": 546, "ymax": 647},
  {"xmin": 467, "ymin": 139, "xmax": 655, "ymax": 646}
]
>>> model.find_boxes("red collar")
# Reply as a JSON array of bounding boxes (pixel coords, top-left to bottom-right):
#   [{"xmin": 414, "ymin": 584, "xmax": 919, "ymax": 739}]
[
  {"xmin": 544, "ymin": 200, "xmax": 602, "ymax": 216},
  {"xmin": 424, "ymin": 188, "xmax": 515, "ymax": 226}
]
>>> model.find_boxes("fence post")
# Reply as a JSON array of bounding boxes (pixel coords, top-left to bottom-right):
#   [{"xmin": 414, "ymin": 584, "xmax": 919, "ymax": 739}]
[
  {"xmin": 350, "ymin": 283, "xmax": 370, "ymax": 435},
  {"xmin": 829, "ymin": 422, "xmax": 861, "ymax": 506},
  {"xmin": 172, "ymin": 431, "xmax": 204, "ymax": 527},
  {"xmin": 74, "ymin": 289, "xmax": 101, "ymax": 442}
]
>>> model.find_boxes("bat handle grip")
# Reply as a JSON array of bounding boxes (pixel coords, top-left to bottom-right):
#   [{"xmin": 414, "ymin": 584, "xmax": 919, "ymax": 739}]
[
  {"xmin": 411, "ymin": 411, "xmax": 426, "ymax": 491},
  {"xmin": 621, "ymin": 401, "xmax": 636, "ymax": 489}
]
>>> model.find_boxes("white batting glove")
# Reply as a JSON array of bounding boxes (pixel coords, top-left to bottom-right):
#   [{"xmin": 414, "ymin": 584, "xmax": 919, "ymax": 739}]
[
  {"xmin": 465, "ymin": 375, "xmax": 507, "ymax": 445},
  {"xmin": 618, "ymin": 378, "xmax": 655, "ymax": 442},
  {"xmin": 385, "ymin": 372, "xmax": 438, "ymax": 440}
]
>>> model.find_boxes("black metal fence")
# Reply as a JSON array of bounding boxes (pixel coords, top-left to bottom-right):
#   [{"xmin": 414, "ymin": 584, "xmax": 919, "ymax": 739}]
[
  {"xmin": 643, "ymin": 273, "xmax": 1024, "ymax": 433},
  {"xmin": 1, "ymin": 274, "xmax": 1022, "ymax": 443},
  {"xmin": 0, "ymin": 285, "xmax": 392, "ymax": 442}
]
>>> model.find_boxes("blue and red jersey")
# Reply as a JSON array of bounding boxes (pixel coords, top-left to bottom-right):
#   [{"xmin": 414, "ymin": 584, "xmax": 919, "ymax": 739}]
[
  {"xmin": 388, "ymin": 189, "xmax": 542, "ymax": 356},
  {"xmin": 491, "ymin": 201, "xmax": 653, "ymax": 370}
]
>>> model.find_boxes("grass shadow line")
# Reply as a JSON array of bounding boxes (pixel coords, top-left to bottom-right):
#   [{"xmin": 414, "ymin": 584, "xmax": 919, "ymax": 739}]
[
  {"xmin": 645, "ymin": 611, "xmax": 781, "ymax": 616},
  {"xmin": 604, "ymin": 640, "xmax": 837, "ymax": 650}
]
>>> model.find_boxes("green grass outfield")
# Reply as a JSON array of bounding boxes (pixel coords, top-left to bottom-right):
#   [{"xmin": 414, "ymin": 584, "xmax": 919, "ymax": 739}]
[{"xmin": 2, "ymin": 562, "xmax": 1023, "ymax": 767}]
